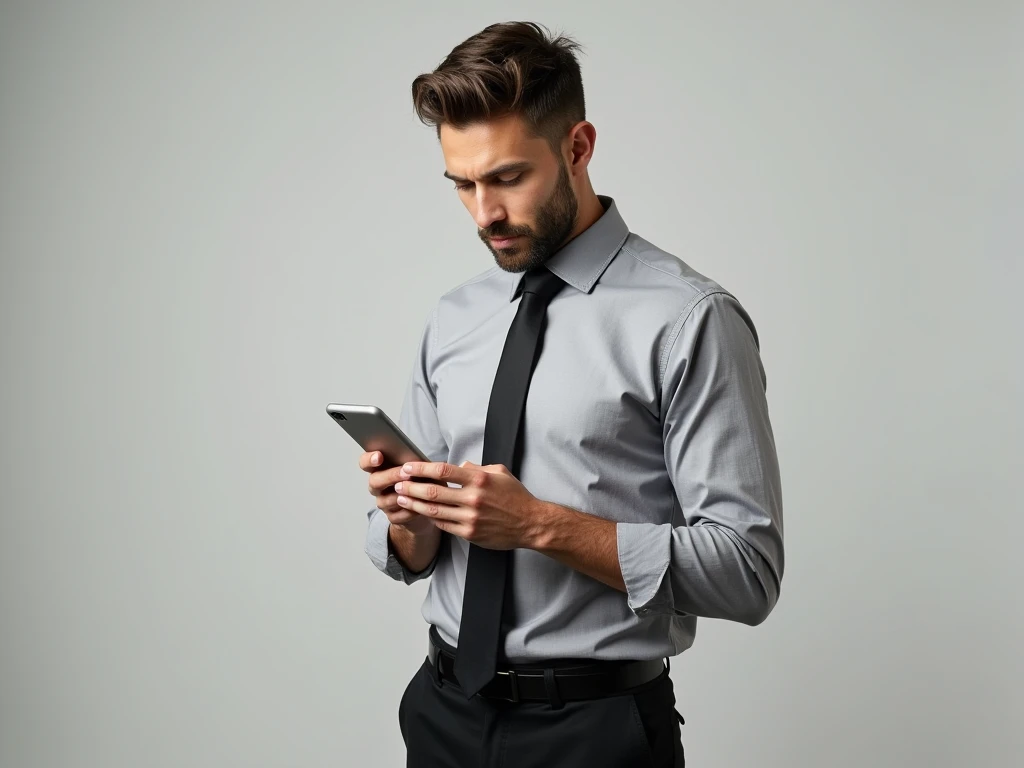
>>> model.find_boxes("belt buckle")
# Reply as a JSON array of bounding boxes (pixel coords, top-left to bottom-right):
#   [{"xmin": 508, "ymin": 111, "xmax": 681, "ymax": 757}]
[{"xmin": 495, "ymin": 669, "xmax": 520, "ymax": 702}]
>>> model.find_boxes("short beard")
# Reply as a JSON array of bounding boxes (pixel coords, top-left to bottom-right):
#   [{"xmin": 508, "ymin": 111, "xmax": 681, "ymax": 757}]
[{"xmin": 481, "ymin": 160, "xmax": 579, "ymax": 273}]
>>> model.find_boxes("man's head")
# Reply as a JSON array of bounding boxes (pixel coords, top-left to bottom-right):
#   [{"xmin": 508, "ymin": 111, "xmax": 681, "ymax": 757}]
[{"xmin": 411, "ymin": 22, "xmax": 596, "ymax": 273}]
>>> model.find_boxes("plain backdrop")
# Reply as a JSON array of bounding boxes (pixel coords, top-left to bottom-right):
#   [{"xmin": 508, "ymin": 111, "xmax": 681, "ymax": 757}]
[{"xmin": 1, "ymin": 2, "xmax": 1021, "ymax": 766}]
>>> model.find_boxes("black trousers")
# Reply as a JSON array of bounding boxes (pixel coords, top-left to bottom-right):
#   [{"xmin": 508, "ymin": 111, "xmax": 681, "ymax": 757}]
[{"xmin": 398, "ymin": 654, "xmax": 685, "ymax": 767}]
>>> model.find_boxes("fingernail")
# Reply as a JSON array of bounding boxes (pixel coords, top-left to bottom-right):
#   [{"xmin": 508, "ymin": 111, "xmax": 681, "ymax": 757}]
[
  {"xmin": 371, "ymin": 453, "xmax": 380, "ymax": 465},
  {"xmin": 394, "ymin": 482, "xmax": 403, "ymax": 492}
]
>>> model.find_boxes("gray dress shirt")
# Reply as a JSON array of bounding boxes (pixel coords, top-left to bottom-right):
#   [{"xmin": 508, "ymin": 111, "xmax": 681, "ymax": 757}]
[{"xmin": 364, "ymin": 194, "xmax": 784, "ymax": 663}]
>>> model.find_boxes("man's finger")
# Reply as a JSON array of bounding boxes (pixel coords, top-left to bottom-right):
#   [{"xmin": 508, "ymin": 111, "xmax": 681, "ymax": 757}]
[
  {"xmin": 431, "ymin": 518, "xmax": 467, "ymax": 538},
  {"xmin": 359, "ymin": 451, "xmax": 386, "ymax": 471},
  {"xmin": 398, "ymin": 479, "xmax": 467, "ymax": 506},
  {"xmin": 369, "ymin": 466, "xmax": 405, "ymax": 492},
  {"xmin": 476, "ymin": 463, "xmax": 509, "ymax": 474},
  {"xmin": 400, "ymin": 461, "xmax": 474, "ymax": 485},
  {"xmin": 399, "ymin": 495, "xmax": 473, "ymax": 523}
]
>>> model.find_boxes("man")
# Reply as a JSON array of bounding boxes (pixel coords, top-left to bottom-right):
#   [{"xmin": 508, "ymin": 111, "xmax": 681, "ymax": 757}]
[{"xmin": 361, "ymin": 20, "xmax": 784, "ymax": 767}]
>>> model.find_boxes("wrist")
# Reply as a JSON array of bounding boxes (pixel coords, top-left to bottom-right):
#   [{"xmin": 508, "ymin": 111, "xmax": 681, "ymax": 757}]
[
  {"xmin": 391, "ymin": 517, "xmax": 439, "ymax": 540},
  {"xmin": 526, "ymin": 500, "xmax": 561, "ymax": 552},
  {"xmin": 387, "ymin": 517, "xmax": 442, "ymax": 575}
]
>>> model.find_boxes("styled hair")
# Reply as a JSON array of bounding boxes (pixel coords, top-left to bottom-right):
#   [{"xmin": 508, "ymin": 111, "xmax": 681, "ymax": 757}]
[{"xmin": 411, "ymin": 21, "xmax": 586, "ymax": 154}]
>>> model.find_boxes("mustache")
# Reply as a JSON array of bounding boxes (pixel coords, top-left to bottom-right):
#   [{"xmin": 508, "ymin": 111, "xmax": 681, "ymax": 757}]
[{"xmin": 480, "ymin": 228, "xmax": 530, "ymax": 239}]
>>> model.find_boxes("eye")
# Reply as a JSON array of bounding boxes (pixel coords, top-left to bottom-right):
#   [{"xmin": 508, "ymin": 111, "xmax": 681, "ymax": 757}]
[{"xmin": 453, "ymin": 174, "xmax": 523, "ymax": 192}]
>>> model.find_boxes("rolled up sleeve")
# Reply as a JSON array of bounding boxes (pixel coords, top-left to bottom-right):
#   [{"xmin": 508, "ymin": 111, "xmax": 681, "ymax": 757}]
[
  {"xmin": 364, "ymin": 304, "xmax": 450, "ymax": 584},
  {"xmin": 617, "ymin": 522, "xmax": 674, "ymax": 615},
  {"xmin": 364, "ymin": 507, "xmax": 443, "ymax": 583},
  {"xmin": 617, "ymin": 291, "xmax": 785, "ymax": 625}
]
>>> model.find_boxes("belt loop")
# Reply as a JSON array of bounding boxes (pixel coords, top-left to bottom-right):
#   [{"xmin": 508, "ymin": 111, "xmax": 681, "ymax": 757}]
[
  {"xmin": 506, "ymin": 670, "xmax": 520, "ymax": 703},
  {"xmin": 542, "ymin": 668, "xmax": 564, "ymax": 710},
  {"xmin": 430, "ymin": 645, "xmax": 443, "ymax": 687}
]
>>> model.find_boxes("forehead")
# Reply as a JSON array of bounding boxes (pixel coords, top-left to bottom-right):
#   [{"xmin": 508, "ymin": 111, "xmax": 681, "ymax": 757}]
[{"xmin": 439, "ymin": 114, "xmax": 550, "ymax": 175}]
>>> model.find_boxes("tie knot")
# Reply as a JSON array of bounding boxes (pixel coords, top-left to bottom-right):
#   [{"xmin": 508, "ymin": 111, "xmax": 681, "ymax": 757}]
[{"xmin": 521, "ymin": 267, "xmax": 566, "ymax": 302}]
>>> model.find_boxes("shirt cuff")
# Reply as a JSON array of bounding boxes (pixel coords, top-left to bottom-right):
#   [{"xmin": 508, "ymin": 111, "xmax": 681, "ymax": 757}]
[
  {"xmin": 616, "ymin": 522, "xmax": 676, "ymax": 616},
  {"xmin": 365, "ymin": 508, "xmax": 440, "ymax": 584}
]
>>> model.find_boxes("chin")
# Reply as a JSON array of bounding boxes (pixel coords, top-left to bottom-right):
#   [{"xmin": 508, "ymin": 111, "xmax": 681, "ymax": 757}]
[{"xmin": 491, "ymin": 246, "xmax": 531, "ymax": 273}]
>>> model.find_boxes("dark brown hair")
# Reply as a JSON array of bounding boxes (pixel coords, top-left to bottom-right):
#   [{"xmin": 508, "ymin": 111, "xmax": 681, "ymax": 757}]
[{"xmin": 411, "ymin": 21, "xmax": 586, "ymax": 154}]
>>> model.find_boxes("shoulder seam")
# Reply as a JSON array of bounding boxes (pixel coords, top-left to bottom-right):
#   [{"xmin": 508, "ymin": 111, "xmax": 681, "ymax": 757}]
[
  {"xmin": 622, "ymin": 243, "xmax": 702, "ymax": 295},
  {"xmin": 658, "ymin": 289, "xmax": 734, "ymax": 387}
]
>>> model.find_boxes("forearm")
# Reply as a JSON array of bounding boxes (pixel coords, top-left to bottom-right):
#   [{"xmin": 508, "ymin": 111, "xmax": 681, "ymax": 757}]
[
  {"xmin": 530, "ymin": 502, "xmax": 780, "ymax": 625},
  {"xmin": 616, "ymin": 520, "xmax": 781, "ymax": 624},
  {"xmin": 530, "ymin": 501, "xmax": 626, "ymax": 593},
  {"xmin": 388, "ymin": 522, "xmax": 443, "ymax": 575},
  {"xmin": 667, "ymin": 523, "xmax": 779, "ymax": 623}
]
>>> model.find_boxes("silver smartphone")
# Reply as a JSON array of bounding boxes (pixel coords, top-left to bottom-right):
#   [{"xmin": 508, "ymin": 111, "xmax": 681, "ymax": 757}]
[{"xmin": 326, "ymin": 403, "xmax": 430, "ymax": 467}]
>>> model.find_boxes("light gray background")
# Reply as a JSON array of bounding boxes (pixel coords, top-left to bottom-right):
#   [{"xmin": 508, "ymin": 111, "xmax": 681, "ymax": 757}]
[{"xmin": 1, "ymin": 2, "xmax": 1021, "ymax": 766}]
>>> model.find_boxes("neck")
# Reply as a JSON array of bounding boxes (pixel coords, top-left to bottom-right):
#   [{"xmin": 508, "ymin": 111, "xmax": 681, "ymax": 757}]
[{"xmin": 567, "ymin": 189, "xmax": 605, "ymax": 242}]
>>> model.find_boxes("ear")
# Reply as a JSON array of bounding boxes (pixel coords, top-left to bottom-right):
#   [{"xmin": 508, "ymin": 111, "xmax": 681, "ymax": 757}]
[{"xmin": 567, "ymin": 120, "xmax": 597, "ymax": 172}]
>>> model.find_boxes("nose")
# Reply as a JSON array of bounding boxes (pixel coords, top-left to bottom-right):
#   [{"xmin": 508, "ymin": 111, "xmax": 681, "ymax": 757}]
[{"xmin": 473, "ymin": 188, "xmax": 506, "ymax": 230}]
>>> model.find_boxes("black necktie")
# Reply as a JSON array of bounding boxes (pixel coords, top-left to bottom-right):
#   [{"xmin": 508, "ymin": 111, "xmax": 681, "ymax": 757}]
[{"xmin": 453, "ymin": 266, "xmax": 567, "ymax": 698}]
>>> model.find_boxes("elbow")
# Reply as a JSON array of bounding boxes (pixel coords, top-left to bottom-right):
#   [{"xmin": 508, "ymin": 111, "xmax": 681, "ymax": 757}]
[
  {"xmin": 739, "ymin": 594, "xmax": 773, "ymax": 626},
  {"xmin": 738, "ymin": 571, "xmax": 781, "ymax": 626}
]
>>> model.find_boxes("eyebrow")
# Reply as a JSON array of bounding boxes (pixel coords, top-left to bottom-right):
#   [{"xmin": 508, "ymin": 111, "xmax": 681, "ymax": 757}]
[{"xmin": 443, "ymin": 161, "xmax": 531, "ymax": 184}]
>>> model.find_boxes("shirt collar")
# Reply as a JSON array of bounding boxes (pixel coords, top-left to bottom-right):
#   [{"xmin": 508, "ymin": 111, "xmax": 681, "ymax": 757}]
[{"xmin": 508, "ymin": 194, "xmax": 629, "ymax": 302}]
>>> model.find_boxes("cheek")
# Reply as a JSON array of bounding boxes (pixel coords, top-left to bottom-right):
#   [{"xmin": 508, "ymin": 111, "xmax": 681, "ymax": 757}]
[{"xmin": 511, "ymin": 188, "xmax": 545, "ymax": 229}]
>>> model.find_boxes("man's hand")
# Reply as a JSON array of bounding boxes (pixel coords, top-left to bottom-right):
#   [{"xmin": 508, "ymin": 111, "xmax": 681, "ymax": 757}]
[
  {"xmin": 390, "ymin": 457, "xmax": 626, "ymax": 592},
  {"xmin": 394, "ymin": 460, "xmax": 548, "ymax": 550},
  {"xmin": 360, "ymin": 451, "xmax": 435, "ymax": 537}
]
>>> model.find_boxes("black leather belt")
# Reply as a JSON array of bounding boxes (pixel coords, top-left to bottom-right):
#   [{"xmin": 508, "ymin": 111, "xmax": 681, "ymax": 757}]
[{"xmin": 426, "ymin": 627, "xmax": 667, "ymax": 704}]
